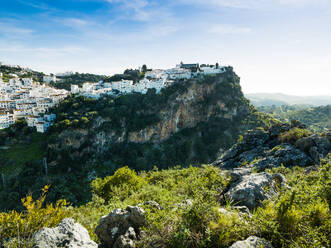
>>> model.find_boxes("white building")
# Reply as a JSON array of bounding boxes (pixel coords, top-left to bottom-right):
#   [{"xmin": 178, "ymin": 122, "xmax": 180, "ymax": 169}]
[
  {"xmin": 71, "ymin": 85, "xmax": 80, "ymax": 94},
  {"xmin": 21, "ymin": 78, "xmax": 33, "ymax": 86},
  {"xmin": 0, "ymin": 112, "xmax": 14, "ymax": 129},
  {"xmin": 43, "ymin": 75, "xmax": 56, "ymax": 83},
  {"xmin": 200, "ymin": 66, "xmax": 226, "ymax": 75},
  {"xmin": 56, "ymin": 71, "xmax": 74, "ymax": 77},
  {"xmin": 35, "ymin": 121, "xmax": 50, "ymax": 133},
  {"xmin": 26, "ymin": 115, "xmax": 43, "ymax": 127},
  {"xmin": 166, "ymin": 68, "xmax": 192, "ymax": 80}
]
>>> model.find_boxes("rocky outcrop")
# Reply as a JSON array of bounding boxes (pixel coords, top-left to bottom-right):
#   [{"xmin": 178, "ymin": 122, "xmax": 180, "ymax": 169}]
[
  {"xmin": 229, "ymin": 236, "xmax": 273, "ymax": 248},
  {"xmin": 295, "ymin": 133, "xmax": 331, "ymax": 163},
  {"xmin": 251, "ymin": 144, "xmax": 313, "ymax": 171},
  {"xmin": 33, "ymin": 218, "xmax": 98, "ymax": 248},
  {"xmin": 95, "ymin": 205, "xmax": 145, "ymax": 248},
  {"xmin": 225, "ymin": 170, "xmax": 281, "ymax": 210},
  {"xmin": 213, "ymin": 123, "xmax": 330, "ymax": 170}
]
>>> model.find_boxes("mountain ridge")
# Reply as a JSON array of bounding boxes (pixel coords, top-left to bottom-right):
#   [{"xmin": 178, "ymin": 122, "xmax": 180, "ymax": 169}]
[{"xmin": 246, "ymin": 92, "xmax": 331, "ymax": 106}]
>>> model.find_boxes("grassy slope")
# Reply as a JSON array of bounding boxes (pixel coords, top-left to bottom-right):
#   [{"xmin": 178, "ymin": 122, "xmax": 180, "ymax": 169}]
[
  {"xmin": 1, "ymin": 161, "xmax": 330, "ymax": 248},
  {"xmin": 0, "ymin": 133, "xmax": 46, "ymax": 174}
]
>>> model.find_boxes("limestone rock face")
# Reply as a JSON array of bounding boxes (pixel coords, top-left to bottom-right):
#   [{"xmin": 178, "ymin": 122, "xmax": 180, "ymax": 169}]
[
  {"xmin": 226, "ymin": 171, "xmax": 278, "ymax": 210},
  {"xmin": 229, "ymin": 236, "xmax": 273, "ymax": 248},
  {"xmin": 295, "ymin": 132, "xmax": 331, "ymax": 163},
  {"xmin": 47, "ymin": 71, "xmax": 252, "ymax": 168},
  {"xmin": 252, "ymin": 144, "xmax": 313, "ymax": 171},
  {"xmin": 95, "ymin": 206, "xmax": 145, "ymax": 248},
  {"xmin": 33, "ymin": 218, "xmax": 98, "ymax": 248}
]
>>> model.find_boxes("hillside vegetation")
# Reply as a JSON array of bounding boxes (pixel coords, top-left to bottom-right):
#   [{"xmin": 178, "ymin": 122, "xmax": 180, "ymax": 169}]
[
  {"xmin": 257, "ymin": 105, "xmax": 331, "ymax": 132},
  {"xmin": 1, "ymin": 136, "xmax": 330, "ymax": 248},
  {"xmin": 0, "ymin": 65, "xmax": 44, "ymax": 83},
  {"xmin": 51, "ymin": 73, "xmax": 107, "ymax": 90}
]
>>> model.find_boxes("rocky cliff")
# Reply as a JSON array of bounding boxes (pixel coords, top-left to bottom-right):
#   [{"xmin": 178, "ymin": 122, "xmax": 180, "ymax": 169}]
[
  {"xmin": 46, "ymin": 68, "xmax": 274, "ymax": 173},
  {"xmin": 0, "ymin": 68, "xmax": 278, "ymax": 210}
]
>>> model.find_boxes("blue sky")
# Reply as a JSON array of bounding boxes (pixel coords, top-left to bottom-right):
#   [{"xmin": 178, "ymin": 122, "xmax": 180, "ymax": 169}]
[{"xmin": 1, "ymin": 0, "xmax": 331, "ymax": 95}]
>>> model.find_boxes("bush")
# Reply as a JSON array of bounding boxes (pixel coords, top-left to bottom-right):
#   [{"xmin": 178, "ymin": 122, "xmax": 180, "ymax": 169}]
[
  {"xmin": 278, "ymin": 127, "xmax": 312, "ymax": 144},
  {"xmin": 91, "ymin": 166, "xmax": 146, "ymax": 202},
  {"xmin": 252, "ymin": 163, "xmax": 331, "ymax": 247},
  {"xmin": 0, "ymin": 185, "xmax": 69, "ymax": 247}
]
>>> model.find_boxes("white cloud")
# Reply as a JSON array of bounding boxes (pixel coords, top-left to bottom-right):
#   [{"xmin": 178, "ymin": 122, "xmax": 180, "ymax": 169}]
[
  {"xmin": 63, "ymin": 18, "xmax": 90, "ymax": 27},
  {"xmin": 106, "ymin": 0, "xmax": 150, "ymax": 20},
  {"xmin": 208, "ymin": 25, "xmax": 252, "ymax": 34},
  {"xmin": 179, "ymin": 0, "xmax": 328, "ymax": 9},
  {"xmin": 106, "ymin": 0, "xmax": 175, "ymax": 22},
  {"xmin": 0, "ymin": 22, "xmax": 34, "ymax": 36}
]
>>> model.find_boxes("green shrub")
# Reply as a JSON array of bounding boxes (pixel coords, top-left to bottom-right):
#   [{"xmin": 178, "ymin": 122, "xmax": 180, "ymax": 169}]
[
  {"xmin": 91, "ymin": 166, "xmax": 146, "ymax": 202},
  {"xmin": 0, "ymin": 185, "xmax": 69, "ymax": 247},
  {"xmin": 278, "ymin": 127, "xmax": 312, "ymax": 144},
  {"xmin": 252, "ymin": 163, "xmax": 331, "ymax": 247}
]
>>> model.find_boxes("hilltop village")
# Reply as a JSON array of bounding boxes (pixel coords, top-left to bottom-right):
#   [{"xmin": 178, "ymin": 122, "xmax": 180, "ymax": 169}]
[
  {"xmin": 0, "ymin": 62, "xmax": 226, "ymax": 132},
  {"xmin": 72, "ymin": 62, "xmax": 226, "ymax": 98},
  {"xmin": 0, "ymin": 72, "xmax": 68, "ymax": 132}
]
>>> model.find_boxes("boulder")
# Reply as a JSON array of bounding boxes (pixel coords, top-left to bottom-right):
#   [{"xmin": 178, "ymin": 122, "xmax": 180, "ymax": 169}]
[
  {"xmin": 252, "ymin": 144, "xmax": 313, "ymax": 170},
  {"xmin": 229, "ymin": 168, "xmax": 252, "ymax": 182},
  {"xmin": 229, "ymin": 236, "xmax": 273, "ymax": 248},
  {"xmin": 113, "ymin": 227, "xmax": 136, "ymax": 248},
  {"xmin": 295, "ymin": 133, "xmax": 331, "ymax": 163},
  {"xmin": 95, "ymin": 206, "xmax": 145, "ymax": 248},
  {"xmin": 268, "ymin": 123, "xmax": 291, "ymax": 137},
  {"xmin": 225, "ymin": 172, "xmax": 278, "ymax": 210},
  {"xmin": 213, "ymin": 129, "xmax": 271, "ymax": 168},
  {"xmin": 33, "ymin": 218, "xmax": 98, "ymax": 248}
]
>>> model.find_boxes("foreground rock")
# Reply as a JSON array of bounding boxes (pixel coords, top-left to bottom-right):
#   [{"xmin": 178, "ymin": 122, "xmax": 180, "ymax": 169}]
[
  {"xmin": 33, "ymin": 218, "xmax": 98, "ymax": 248},
  {"xmin": 95, "ymin": 205, "xmax": 145, "ymax": 248},
  {"xmin": 225, "ymin": 168, "xmax": 286, "ymax": 210},
  {"xmin": 295, "ymin": 133, "xmax": 331, "ymax": 163},
  {"xmin": 229, "ymin": 236, "xmax": 273, "ymax": 248}
]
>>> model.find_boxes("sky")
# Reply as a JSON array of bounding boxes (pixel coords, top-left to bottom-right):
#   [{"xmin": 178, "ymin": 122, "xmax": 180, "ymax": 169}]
[{"xmin": 0, "ymin": 0, "xmax": 331, "ymax": 96}]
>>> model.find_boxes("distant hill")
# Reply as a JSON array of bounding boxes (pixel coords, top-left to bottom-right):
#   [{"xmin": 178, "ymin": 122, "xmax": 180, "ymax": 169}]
[
  {"xmin": 246, "ymin": 93, "xmax": 331, "ymax": 106},
  {"xmin": 257, "ymin": 105, "xmax": 331, "ymax": 132}
]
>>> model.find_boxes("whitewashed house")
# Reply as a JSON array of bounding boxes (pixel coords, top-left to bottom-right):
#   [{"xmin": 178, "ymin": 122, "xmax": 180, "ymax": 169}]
[
  {"xmin": 21, "ymin": 78, "xmax": 33, "ymax": 86},
  {"xmin": 0, "ymin": 112, "xmax": 14, "ymax": 129},
  {"xmin": 43, "ymin": 75, "xmax": 56, "ymax": 83},
  {"xmin": 35, "ymin": 121, "xmax": 50, "ymax": 133},
  {"xmin": 26, "ymin": 115, "xmax": 43, "ymax": 127},
  {"xmin": 71, "ymin": 85, "xmax": 80, "ymax": 94},
  {"xmin": 200, "ymin": 66, "xmax": 226, "ymax": 75}
]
